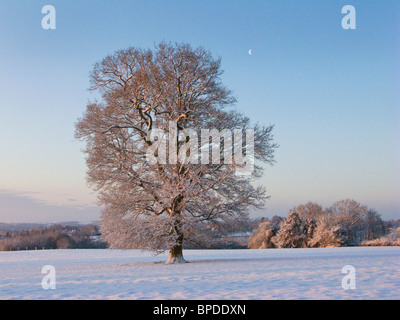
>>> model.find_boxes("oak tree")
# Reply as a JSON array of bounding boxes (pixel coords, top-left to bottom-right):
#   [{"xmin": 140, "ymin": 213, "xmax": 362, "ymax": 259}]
[{"xmin": 75, "ymin": 42, "xmax": 277, "ymax": 263}]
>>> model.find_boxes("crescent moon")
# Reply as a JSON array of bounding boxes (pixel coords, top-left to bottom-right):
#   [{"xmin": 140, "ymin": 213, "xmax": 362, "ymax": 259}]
[{"xmin": 248, "ymin": 49, "xmax": 252, "ymax": 55}]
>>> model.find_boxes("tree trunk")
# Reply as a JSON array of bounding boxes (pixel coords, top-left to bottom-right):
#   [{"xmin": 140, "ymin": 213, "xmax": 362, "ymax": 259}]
[
  {"xmin": 165, "ymin": 218, "xmax": 186, "ymax": 264},
  {"xmin": 165, "ymin": 243, "xmax": 186, "ymax": 264},
  {"xmin": 165, "ymin": 198, "xmax": 187, "ymax": 264}
]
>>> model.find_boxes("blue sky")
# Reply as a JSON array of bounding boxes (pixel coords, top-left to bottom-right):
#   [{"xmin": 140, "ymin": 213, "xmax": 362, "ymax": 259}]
[{"xmin": 0, "ymin": 0, "xmax": 399, "ymax": 222}]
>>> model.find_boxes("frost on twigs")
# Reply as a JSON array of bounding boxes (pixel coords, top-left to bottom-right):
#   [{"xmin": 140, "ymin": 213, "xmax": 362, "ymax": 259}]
[{"xmin": 100, "ymin": 210, "xmax": 180, "ymax": 253}]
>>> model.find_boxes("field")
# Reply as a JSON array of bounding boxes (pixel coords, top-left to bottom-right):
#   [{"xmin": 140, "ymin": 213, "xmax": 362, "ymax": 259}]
[{"xmin": 1, "ymin": 247, "xmax": 399, "ymax": 300}]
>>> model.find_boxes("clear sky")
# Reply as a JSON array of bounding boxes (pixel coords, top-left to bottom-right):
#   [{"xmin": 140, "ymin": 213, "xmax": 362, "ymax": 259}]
[{"xmin": 0, "ymin": 0, "xmax": 399, "ymax": 223}]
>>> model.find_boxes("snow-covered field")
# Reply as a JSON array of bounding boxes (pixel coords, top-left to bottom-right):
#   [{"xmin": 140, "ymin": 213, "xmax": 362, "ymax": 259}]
[{"xmin": 1, "ymin": 247, "xmax": 399, "ymax": 300}]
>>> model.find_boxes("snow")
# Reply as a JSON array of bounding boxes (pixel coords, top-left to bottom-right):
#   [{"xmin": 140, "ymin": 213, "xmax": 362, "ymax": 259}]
[{"xmin": 1, "ymin": 247, "xmax": 399, "ymax": 299}]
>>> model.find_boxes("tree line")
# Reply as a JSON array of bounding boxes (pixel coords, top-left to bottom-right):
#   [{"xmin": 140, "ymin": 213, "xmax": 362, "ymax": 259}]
[
  {"xmin": 248, "ymin": 199, "xmax": 400, "ymax": 249},
  {"xmin": 0, "ymin": 224, "xmax": 107, "ymax": 251},
  {"xmin": 1, "ymin": 199, "xmax": 398, "ymax": 251}
]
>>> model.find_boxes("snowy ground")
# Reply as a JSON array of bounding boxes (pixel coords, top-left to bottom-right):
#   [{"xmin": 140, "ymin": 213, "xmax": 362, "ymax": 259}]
[{"xmin": 0, "ymin": 247, "xmax": 399, "ymax": 300}]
